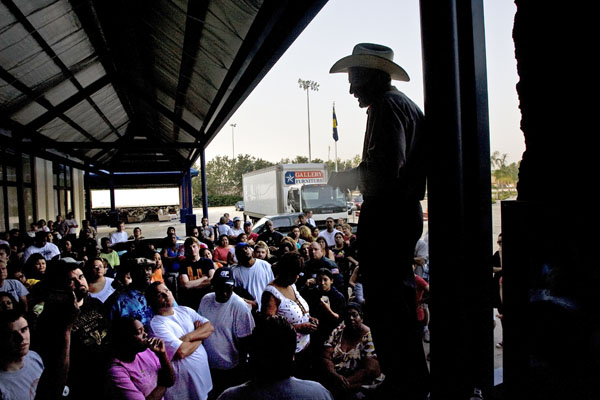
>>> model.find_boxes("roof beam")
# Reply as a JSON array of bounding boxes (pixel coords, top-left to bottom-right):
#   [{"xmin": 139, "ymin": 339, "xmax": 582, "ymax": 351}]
[
  {"xmin": 3, "ymin": 0, "xmax": 122, "ymax": 138},
  {"xmin": 26, "ymin": 74, "xmax": 112, "ymax": 130},
  {"xmin": 172, "ymin": 0, "xmax": 209, "ymax": 141}
]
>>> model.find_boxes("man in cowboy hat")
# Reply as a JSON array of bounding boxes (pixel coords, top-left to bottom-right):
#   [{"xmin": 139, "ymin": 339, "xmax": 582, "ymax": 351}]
[{"xmin": 328, "ymin": 43, "xmax": 428, "ymax": 399}]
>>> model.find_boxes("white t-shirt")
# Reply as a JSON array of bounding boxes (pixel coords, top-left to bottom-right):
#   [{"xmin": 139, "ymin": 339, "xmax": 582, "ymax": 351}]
[
  {"xmin": 198, "ymin": 292, "xmax": 255, "ymax": 370},
  {"xmin": 110, "ymin": 231, "xmax": 129, "ymax": 245},
  {"xmin": 149, "ymin": 306, "xmax": 212, "ymax": 400},
  {"xmin": 231, "ymin": 259, "xmax": 274, "ymax": 309},
  {"xmin": 0, "ymin": 279, "xmax": 29, "ymax": 302},
  {"xmin": 217, "ymin": 377, "xmax": 333, "ymax": 400},
  {"xmin": 66, "ymin": 218, "xmax": 79, "ymax": 235},
  {"xmin": 319, "ymin": 229, "xmax": 341, "ymax": 247},
  {"xmin": 230, "ymin": 228, "xmax": 244, "ymax": 238},
  {"xmin": 217, "ymin": 224, "xmax": 233, "ymax": 237},
  {"xmin": 0, "ymin": 351, "xmax": 44, "ymax": 400},
  {"xmin": 22, "ymin": 242, "xmax": 60, "ymax": 262},
  {"xmin": 89, "ymin": 277, "xmax": 115, "ymax": 303}
]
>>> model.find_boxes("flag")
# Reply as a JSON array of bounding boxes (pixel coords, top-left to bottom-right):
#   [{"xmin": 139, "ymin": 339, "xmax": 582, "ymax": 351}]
[{"xmin": 332, "ymin": 105, "xmax": 339, "ymax": 141}]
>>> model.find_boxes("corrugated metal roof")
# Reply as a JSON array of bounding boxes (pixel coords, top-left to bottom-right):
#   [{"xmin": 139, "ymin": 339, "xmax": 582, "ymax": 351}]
[{"xmin": 1, "ymin": 0, "xmax": 327, "ymax": 176}]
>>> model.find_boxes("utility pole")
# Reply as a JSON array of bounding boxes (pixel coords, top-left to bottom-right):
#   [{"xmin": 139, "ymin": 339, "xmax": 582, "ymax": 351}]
[
  {"xmin": 298, "ymin": 79, "xmax": 319, "ymax": 162},
  {"xmin": 230, "ymin": 123, "xmax": 236, "ymax": 159}
]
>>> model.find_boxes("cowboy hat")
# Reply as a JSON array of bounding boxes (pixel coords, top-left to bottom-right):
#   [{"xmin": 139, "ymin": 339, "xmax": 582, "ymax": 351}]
[{"xmin": 329, "ymin": 43, "xmax": 410, "ymax": 82}]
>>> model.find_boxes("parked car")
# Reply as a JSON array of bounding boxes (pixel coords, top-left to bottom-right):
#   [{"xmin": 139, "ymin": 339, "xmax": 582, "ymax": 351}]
[
  {"xmin": 353, "ymin": 195, "xmax": 363, "ymax": 210},
  {"xmin": 251, "ymin": 213, "xmax": 357, "ymax": 236},
  {"xmin": 235, "ymin": 201, "xmax": 245, "ymax": 211}
]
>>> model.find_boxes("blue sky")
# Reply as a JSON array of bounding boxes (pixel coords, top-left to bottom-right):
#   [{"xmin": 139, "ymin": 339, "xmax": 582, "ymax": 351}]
[{"xmin": 204, "ymin": 0, "xmax": 524, "ymax": 166}]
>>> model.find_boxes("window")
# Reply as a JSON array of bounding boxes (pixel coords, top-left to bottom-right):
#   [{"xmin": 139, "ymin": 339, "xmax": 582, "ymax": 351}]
[
  {"xmin": 0, "ymin": 148, "xmax": 36, "ymax": 232},
  {"xmin": 53, "ymin": 162, "xmax": 74, "ymax": 218}
]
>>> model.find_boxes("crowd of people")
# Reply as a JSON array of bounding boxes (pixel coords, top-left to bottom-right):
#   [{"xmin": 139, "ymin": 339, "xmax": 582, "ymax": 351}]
[{"xmin": 0, "ymin": 210, "xmax": 434, "ymax": 400}]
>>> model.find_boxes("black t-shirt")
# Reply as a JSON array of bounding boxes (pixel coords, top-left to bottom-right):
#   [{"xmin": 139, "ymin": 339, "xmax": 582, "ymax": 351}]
[
  {"xmin": 257, "ymin": 230, "xmax": 284, "ymax": 249},
  {"xmin": 179, "ymin": 257, "xmax": 215, "ymax": 310}
]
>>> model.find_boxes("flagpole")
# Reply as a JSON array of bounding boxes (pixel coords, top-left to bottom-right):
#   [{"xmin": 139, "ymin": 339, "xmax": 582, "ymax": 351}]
[{"xmin": 335, "ymin": 141, "xmax": 338, "ymax": 172}]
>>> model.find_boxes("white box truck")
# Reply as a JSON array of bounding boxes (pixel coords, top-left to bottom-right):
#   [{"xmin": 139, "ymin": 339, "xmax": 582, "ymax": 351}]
[{"xmin": 242, "ymin": 163, "xmax": 348, "ymax": 224}]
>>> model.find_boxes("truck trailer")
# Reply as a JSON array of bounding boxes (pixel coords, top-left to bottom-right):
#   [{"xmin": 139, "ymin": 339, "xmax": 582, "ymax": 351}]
[{"xmin": 242, "ymin": 163, "xmax": 347, "ymax": 224}]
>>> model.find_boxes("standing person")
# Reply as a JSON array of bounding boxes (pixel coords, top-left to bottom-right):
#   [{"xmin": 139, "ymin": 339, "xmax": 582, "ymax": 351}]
[
  {"xmin": 146, "ymin": 282, "xmax": 214, "ymax": 400},
  {"xmin": 107, "ymin": 318, "xmax": 175, "ymax": 399},
  {"xmin": 328, "ymin": 43, "xmax": 428, "ymax": 398},
  {"xmin": 110, "ymin": 221, "xmax": 129, "ymax": 245},
  {"xmin": 305, "ymin": 210, "xmax": 317, "ymax": 229},
  {"xmin": 199, "ymin": 267, "xmax": 255, "ymax": 398},
  {"xmin": 108, "ymin": 258, "xmax": 156, "ymax": 329},
  {"xmin": 22, "ymin": 232, "xmax": 60, "ymax": 263},
  {"xmin": 37, "ymin": 259, "xmax": 111, "ymax": 400},
  {"xmin": 84, "ymin": 257, "xmax": 115, "ymax": 303},
  {"xmin": 231, "ymin": 242, "xmax": 273, "ymax": 309},
  {"xmin": 243, "ymin": 221, "xmax": 258, "ymax": 246},
  {"xmin": 256, "ymin": 220, "xmax": 284, "ymax": 253},
  {"xmin": 178, "ymin": 237, "xmax": 215, "ymax": 310},
  {"xmin": 55, "ymin": 215, "xmax": 68, "ymax": 238},
  {"xmin": 229, "ymin": 217, "xmax": 244, "ymax": 242},
  {"xmin": 100, "ymin": 237, "xmax": 120, "ymax": 274},
  {"xmin": 65, "ymin": 212, "xmax": 79, "ymax": 243},
  {"xmin": 201, "ymin": 217, "xmax": 215, "ymax": 244},
  {"xmin": 0, "ymin": 260, "xmax": 28, "ymax": 311},
  {"xmin": 216, "ymin": 315, "xmax": 333, "ymax": 400},
  {"xmin": 319, "ymin": 218, "xmax": 341, "ymax": 248}
]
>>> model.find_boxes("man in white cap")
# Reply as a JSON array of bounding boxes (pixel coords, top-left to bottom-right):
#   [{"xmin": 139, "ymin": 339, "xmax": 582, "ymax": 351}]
[{"xmin": 328, "ymin": 43, "xmax": 428, "ymax": 399}]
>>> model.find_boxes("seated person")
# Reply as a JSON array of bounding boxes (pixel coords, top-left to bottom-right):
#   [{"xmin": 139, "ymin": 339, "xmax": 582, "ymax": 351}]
[
  {"xmin": 161, "ymin": 235, "xmax": 184, "ymax": 273},
  {"xmin": 320, "ymin": 302, "xmax": 384, "ymax": 399},
  {"xmin": 178, "ymin": 238, "xmax": 214, "ymax": 310}
]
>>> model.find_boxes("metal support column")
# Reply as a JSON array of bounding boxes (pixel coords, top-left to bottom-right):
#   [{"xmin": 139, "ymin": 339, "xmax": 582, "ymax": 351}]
[
  {"xmin": 200, "ymin": 149, "xmax": 208, "ymax": 219},
  {"xmin": 420, "ymin": 0, "xmax": 493, "ymax": 398}
]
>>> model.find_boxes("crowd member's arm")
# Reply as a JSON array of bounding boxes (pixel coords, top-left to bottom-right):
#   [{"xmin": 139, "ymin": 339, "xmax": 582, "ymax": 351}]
[
  {"xmin": 178, "ymin": 273, "xmax": 210, "ymax": 290},
  {"xmin": 261, "ymin": 290, "xmax": 317, "ymax": 333},
  {"xmin": 321, "ymin": 346, "xmax": 350, "ymax": 390},
  {"xmin": 345, "ymin": 356, "xmax": 381, "ymax": 390},
  {"xmin": 148, "ymin": 337, "xmax": 175, "ymax": 400}
]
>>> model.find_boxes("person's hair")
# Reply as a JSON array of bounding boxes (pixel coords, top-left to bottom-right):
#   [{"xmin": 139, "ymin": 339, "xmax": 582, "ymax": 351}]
[
  {"xmin": 0, "ymin": 309, "xmax": 26, "ymax": 341},
  {"xmin": 0, "ymin": 243, "xmax": 10, "ymax": 256},
  {"xmin": 345, "ymin": 301, "xmax": 363, "ymax": 318},
  {"xmin": 317, "ymin": 267, "xmax": 333, "ymax": 280},
  {"xmin": 299, "ymin": 225, "xmax": 312, "ymax": 240},
  {"xmin": 277, "ymin": 241, "xmax": 296, "ymax": 257},
  {"xmin": 326, "ymin": 217, "xmax": 335, "ymax": 222},
  {"xmin": 45, "ymin": 259, "xmax": 82, "ymax": 290},
  {"xmin": 110, "ymin": 317, "xmax": 140, "ymax": 352},
  {"xmin": 200, "ymin": 247, "xmax": 212, "ymax": 258},
  {"xmin": 83, "ymin": 257, "xmax": 104, "ymax": 281},
  {"xmin": 316, "ymin": 236, "xmax": 328, "ymax": 249},
  {"xmin": 237, "ymin": 232, "xmax": 247, "ymax": 242},
  {"xmin": 24, "ymin": 253, "xmax": 46, "ymax": 280},
  {"xmin": 249, "ymin": 315, "xmax": 296, "ymax": 381},
  {"xmin": 219, "ymin": 216, "xmax": 227, "ymax": 224},
  {"xmin": 218, "ymin": 234, "xmax": 229, "ymax": 246},
  {"xmin": 0, "ymin": 291, "xmax": 18, "ymax": 312},
  {"xmin": 144, "ymin": 281, "xmax": 164, "ymax": 310},
  {"xmin": 334, "ymin": 231, "xmax": 344, "ymax": 239},
  {"xmin": 342, "ymin": 223, "xmax": 352, "ymax": 231},
  {"xmin": 272, "ymin": 252, "xmax": 303, "ymax": 284},
  {"xmin": 254, "ymin": 241, "xmax": 270, "ymax": 258},
  {"xmin": 101, "ymin": 237, "xmax": 111, "ymax": 246},
  {"xmin": 184, "ymin": 236, "xmax": 200, "ymax": 249}
]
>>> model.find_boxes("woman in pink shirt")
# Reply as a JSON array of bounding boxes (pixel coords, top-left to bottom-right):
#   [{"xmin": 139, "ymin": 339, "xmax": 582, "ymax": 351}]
[{"xmin": 107, "ymin": 318, "xmax": 175, "ymax": 399}]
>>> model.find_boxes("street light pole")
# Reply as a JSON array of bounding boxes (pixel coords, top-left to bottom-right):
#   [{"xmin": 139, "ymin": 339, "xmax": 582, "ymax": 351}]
[
  {"xmin": 230, "ymin": 123, "xmax": 236, "ymax": 159},
  {"xmin": 298, "ymin": 79, "xmax": 319, "ymax": 162}
]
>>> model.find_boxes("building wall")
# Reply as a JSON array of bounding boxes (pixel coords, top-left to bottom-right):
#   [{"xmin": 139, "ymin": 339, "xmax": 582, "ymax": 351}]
[{"xmin": 34, "ymin": 158, "xmax": 54, "ymax": 221}]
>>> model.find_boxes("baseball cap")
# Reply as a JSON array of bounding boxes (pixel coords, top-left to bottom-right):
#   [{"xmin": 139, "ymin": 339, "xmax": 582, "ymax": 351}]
[
  {"xmin": 212, "ymin": 267, "xmax": 235, "ymax": 286},
  {"xmin": 233, "ymin": 217, "xmax": 240, "ymax": 222},
  {"xmin": 244, "ymin": 221, "xmax": 252, "ymax": 226},
  {"xmin": 235, "ymin": 242, "xmax": 250, "ymax": 250}
]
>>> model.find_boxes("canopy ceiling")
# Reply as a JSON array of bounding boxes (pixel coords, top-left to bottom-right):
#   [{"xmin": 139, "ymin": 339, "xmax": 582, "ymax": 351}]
[{"xmin": 0, "ymin": 0, "xmax": 327, "ymax": 176}]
